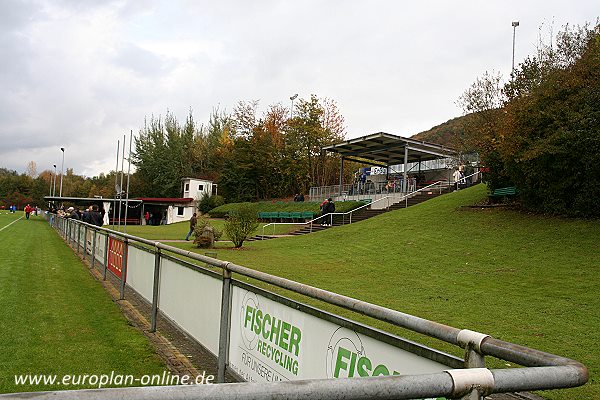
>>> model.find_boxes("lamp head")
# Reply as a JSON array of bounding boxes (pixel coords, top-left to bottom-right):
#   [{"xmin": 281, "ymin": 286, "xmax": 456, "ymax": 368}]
[
  {"xmin": 60, "ymin": 147, "xmax": 65, "ymax": 152},
  {"xmin": 512, "ymin": 21, "xmax": 520, "ymax": 27},
  {"xmin": 290, "ymin": 94, "xmax": 298, "ymax": 100}
]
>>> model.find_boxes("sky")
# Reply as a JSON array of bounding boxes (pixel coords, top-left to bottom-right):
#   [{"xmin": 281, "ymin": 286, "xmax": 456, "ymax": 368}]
[{"xmin": 0, "ymin": 0, "xmax": 597, "ymax": 178}]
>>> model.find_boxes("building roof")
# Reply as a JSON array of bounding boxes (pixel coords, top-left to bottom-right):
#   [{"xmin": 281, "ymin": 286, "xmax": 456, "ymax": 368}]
[
  {"xmin": 181, "ymin": 177, "xmax": 213, "ymax": 182},
  {"xmin": 44, "ymin": 196, "xmax": 142, "ymax": 204},
  {"xmin": 135, "ymin": 197, "xmax": 194, "ymax": 204},
  {"xmin": 322, "ymin": 132, "xmax": 456, "ymax": 166}
]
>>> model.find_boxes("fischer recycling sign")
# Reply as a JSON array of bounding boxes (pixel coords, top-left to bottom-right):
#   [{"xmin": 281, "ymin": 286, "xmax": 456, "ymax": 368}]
[{"xmin": 228, "ymin": 287, "xmax": 449, "ymax": 383}]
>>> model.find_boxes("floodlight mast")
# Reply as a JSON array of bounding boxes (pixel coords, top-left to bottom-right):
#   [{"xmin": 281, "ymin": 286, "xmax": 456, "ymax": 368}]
[
  {"xmin": 290, "ymin": 93, "xmax": 298, "ymax": 119},
  {"xmin": 512, "ymin": 20, "xmax": 520, "ymax": 74}
]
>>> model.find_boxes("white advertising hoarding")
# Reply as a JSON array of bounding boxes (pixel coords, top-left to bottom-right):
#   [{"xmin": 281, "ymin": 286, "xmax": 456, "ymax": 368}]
[
  {"xmin": 228, "ymin": 286, "xmax": 448, "ymax": 383},
  {"xmin": 126, "ymin": 246, "xmax": 156, "ymax": 302},
  {"xmin": 158, "ymin": 259, "xmax": 222, "ymax": 355}
]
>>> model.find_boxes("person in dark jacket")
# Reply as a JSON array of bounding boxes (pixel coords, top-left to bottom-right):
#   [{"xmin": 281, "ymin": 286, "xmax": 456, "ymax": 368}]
[
  {"xmin": 89, "ymin": 205, "xmax": 104, "ymax": 227},
  {"xmin": 321, "ymin": 198, "xmax": 335, "ymax": 226},
  {"xmin": 185, "ymin": 213, "xmax": 198, "ymax": 241}
]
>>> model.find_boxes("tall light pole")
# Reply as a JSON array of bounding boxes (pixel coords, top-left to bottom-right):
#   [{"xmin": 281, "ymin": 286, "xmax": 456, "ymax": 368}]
[
  {"xmin": 290, "ymin": 93, "xmax": 298, "ymax": 119},
  {"xmin": 512, "ymin": 20, "xmax": 520, "ymax": 75},
  {"xmin": 52, "ymin": 164, "xmax": 57, "ymax": 197},
  {"xmin": 59, "ymin": 147, "xmax": 65, "ymax": 198}
]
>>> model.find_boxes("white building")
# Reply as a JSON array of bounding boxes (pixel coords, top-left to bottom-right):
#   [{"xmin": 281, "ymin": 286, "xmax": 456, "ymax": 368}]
[{"xmin": 182, "ymin": 177, "xmax": 216, "ymax": 201}]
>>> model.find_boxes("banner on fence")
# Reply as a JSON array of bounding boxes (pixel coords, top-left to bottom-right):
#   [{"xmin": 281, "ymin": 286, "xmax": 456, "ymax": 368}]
[
  {"xmin": 107, "ymin": 237, "xmax": 125, "ymax": 279},
  {"xmin": 228, "ymin": 287, "xmax": 448, "ymax": 383}
]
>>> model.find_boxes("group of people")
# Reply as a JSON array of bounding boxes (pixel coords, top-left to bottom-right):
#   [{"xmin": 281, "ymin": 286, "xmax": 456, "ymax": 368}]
[
  {"xmin": 55, "ymin": 204, "xmax": 104, "ymax": 226},
  {"xmin": 293, "ymin": 193, "xmax": 305, "ymax": 202},
  {"xmin": 320, "ymin": 198, "xmax": 335, "ymax": 226},
  {"xmin": 144, "ymin": 211, "xmax": 165, "ymax": 226}
]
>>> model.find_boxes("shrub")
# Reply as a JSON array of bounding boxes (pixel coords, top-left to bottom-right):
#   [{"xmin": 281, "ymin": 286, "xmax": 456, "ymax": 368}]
[
  {"xmin": 194, "ymin": 236, "xmax": 213, "ymax": 248},
  {"xmin": 223, "ymin": 203, "xmax": 259, "ymax": 248},
  {"xmin": 192, "ymin": 216, "xmax": 223, "ymax": 248},
  {"xmin": 197, "ymin": 193, "xmax": 226, "ymax": 214}
]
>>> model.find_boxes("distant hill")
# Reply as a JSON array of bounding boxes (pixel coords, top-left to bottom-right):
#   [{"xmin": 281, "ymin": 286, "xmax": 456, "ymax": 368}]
[{"xmin": 410, "ymin": 115, "xmax": 468, "ymax": 147}]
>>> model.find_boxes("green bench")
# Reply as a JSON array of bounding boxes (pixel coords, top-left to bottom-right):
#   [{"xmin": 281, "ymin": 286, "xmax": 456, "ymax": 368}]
[
  {"xmin": 490, "ymin": 186, "xmax": 518, "ymax": 198},
  {"xmin": 259, "ymin": 211, "xmax": 315, "ymax": 222}
]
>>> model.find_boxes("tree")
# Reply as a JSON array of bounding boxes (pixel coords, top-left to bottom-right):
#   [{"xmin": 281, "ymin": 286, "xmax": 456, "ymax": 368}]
[
  {"xmin": 223, "ymin": 203, "xmax": 259, "ymax": 248},
  {"xmin": 25, "ymin": 161, "xmax": 37, "ymax": 178},
  {"xmin": 458, "ymin": 22, "xmax": 600, "ymax": 216},
  {"xmin": 133, "ymin": 110, "xmax": 197, "ymax": 198}
]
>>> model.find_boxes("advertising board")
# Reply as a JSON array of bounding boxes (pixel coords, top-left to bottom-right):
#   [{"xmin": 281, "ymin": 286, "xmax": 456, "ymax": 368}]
[{"xmin": 228, "ymin": 286, "xmax": 449, "ymax": 383}]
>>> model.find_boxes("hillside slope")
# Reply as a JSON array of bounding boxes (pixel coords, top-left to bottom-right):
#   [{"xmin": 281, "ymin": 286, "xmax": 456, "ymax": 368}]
[{"xmin": 208, "ymin": 184, "xmax": 599, "ymax": 400}]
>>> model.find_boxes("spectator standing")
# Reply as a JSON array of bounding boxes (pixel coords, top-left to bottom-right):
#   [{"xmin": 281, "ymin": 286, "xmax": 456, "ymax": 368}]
[
  {"xmin": 185, "ymin": 212, "xmax": 198, "ymax": 241},
  {"xmin": 89, "ymin": 205, "xmax": 104, "ymax": 227},
  {"xmin": 321, "ymin": 198, "xmax": 336, "ymax": 226},
  {"xmin": 24, "ymin": 204, "xmax": 31, "ymax": 219},
  {"xmin": 452, "ymin": 168, "xmax": 463, "ymax": 191}
]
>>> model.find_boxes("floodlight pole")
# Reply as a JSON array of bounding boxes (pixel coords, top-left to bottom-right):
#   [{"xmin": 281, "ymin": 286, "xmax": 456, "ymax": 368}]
[
  {"xmin": 123, "ymin": 130, "xmax": 133, "ymax": 233},
  {"xmin": 512, "ymin": 20, "xmax": 520, "ymax": 75},
  {"xmin": 112, "ymin": 139, "xmax": 120, "ymax": 229},
  {"xmin": 52, "ymin": 164, "xmax": 57, "ymax": 197},
  {"xmin": 290, "ymin": 93, "xmax": 298, "ymax": 119},
  {"xmin": 59, "ymin": 147, "xmax": 65, "ymax": 198}
]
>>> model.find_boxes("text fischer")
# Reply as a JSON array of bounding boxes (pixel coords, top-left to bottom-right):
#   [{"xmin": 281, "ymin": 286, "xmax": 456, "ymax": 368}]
[{"xmin": 244, "ymin": 305, "xmax": 301, "ymax": 375}]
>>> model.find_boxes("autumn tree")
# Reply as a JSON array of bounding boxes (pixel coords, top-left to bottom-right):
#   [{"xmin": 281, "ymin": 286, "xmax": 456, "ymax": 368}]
[{"xmin": 458, "ymin": 22, "xmax": 599, "ymax": 217}]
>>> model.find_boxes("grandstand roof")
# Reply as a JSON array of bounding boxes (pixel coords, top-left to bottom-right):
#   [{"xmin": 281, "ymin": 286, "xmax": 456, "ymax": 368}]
[{"xmin": 322, "ymin": 132, "xmax": 456, "ymax": 166}]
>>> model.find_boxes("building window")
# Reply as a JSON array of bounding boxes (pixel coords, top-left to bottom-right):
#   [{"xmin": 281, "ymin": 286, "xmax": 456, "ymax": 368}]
[
  {"xmin": 185, "ymin": 183, "xmax": 189, "ymax": 191},
  {"xmin": 177, "ymin": 207, "xmax": 184, "ymax": 216},
  {"xmin": 198, "ymin": 184, "xmax": 204, "ymax": 191}
]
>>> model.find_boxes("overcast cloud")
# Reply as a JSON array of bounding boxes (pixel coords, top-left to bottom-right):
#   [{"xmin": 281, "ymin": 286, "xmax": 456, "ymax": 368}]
[{"xmin": 0, "ymin": 0, "xmax": 597, "ymax": 177}]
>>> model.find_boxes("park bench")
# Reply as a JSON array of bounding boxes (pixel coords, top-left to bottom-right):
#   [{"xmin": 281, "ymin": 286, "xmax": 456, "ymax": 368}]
[
  {"xmin": 489, "ymin": 186, "xmax": 518, "ymax": 199},
  {"xmin": 258, "ymin": 211, "xmax": 315, "ymax": 222}
]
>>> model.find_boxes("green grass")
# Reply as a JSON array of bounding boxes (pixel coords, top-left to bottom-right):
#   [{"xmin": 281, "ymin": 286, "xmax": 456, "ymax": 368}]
[
  {"xmin": 0, "ymin": 212, "xmax": 166, "ymax": 393},
  {"xmin": 109, "ymin": 219, "xmax": 301, "ymax": 241},
  {"xmin": 166, "ymin": 185, "xmax": 599, "ymax": 399}
]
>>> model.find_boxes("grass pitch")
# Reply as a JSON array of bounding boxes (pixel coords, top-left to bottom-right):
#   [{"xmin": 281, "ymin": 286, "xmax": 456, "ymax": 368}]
[{"xmin": 0, "ymin": 212, "xmax": 165, "ymax": 393}]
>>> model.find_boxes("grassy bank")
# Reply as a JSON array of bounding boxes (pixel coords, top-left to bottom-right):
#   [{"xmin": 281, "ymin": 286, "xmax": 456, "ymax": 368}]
[
  {"xmin": 169, "ymin": 184, "xmax": 599, "ymax": 399},
  {"xmin": 0, "ymin": 212, "xmax": 166, "ymax": 393}
]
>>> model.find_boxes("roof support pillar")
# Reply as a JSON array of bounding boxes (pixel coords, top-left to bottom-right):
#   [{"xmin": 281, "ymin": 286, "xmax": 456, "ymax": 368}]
[
  {"xmin": 339, "ymin": 156, "xmax": 344, "ymax": 197},
  {"xmin": 403, "ymin": 146, "xmax": 409, "ymax": 193}
]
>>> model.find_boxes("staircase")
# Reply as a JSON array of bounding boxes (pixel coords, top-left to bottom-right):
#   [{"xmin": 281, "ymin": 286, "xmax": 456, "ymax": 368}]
[{"xmin": 246, "ymin": 186, "xmax": 452, "ymax": 241}]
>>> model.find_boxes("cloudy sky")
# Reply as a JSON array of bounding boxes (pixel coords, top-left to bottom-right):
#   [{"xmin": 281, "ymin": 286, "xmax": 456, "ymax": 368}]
[{"xmin": 1, "ymin": 0, "xmax": 597, "ymax": 177}]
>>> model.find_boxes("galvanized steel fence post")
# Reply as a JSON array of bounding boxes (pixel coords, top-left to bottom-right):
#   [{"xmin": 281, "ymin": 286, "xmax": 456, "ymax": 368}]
[
  {"xmin": 83, "ymin": 224, "xmax": 87, "ymax": 256},
  {"xmin": 217, "ymin": 263, "xmax": 232, "ymax": 383},
  {"xmin": 77, "ymin": 222, "xmax": 81, "ymax": 254},
  {"xmin": 91, "ymin": 229, "xmax": 97, "ymax": 269},
  {"xmin": 103, "ymin": 234, "xmax": 109, "ymax": 280},
  {"xmin": 150, "ymin": 248, "xmax": 161, "ymax": 333}
]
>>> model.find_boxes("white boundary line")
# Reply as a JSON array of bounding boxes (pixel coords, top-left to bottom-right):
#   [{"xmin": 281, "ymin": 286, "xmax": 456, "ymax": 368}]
[{"xmin": 0, "ymin": 216, "xmax": 24, "ymax": 232}]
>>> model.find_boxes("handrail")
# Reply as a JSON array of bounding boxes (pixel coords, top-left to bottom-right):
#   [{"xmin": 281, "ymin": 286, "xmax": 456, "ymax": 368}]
[{"xmin": 261, "ymin": 180, "xmax": 450, "ymax": 238}]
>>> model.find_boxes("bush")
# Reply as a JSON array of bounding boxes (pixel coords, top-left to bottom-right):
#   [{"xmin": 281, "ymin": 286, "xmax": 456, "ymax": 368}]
[
  {"xmin": 197, "ymin": 193, "xmax": 226, "ymax": 214},
  {"xmin": 194, "ymin": 236, "xmax": 213, "ymax": 248},
  {"xmin": 223, "ymin": 203, "xmax": 259, "ymax": 248},
  {"xmin": 192, "ymin": 216, "xmax": 223, "ymax": 248}
]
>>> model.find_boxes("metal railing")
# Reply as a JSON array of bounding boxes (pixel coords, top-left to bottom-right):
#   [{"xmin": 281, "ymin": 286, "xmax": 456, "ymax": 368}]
[
  {"xmin": 261, "ymin": 180, "xmax": 450, "ymax": 238},
  {"xmin": 12, "ymin": 214, "xmax": 589, "ymax": 400}
]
